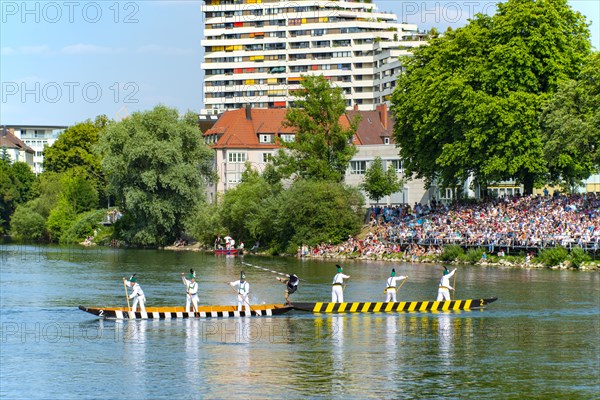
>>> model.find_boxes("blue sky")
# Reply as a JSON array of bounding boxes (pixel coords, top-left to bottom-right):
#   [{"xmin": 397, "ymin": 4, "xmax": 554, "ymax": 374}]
[{"xmin": 1, "ymin": 0, "xmax": 598, "ymax": 126}]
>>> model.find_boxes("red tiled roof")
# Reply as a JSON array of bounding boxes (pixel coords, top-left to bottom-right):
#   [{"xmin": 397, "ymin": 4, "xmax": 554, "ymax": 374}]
[
  {"xmin": 347, "ymin": 105, "xmax": 395, "ymax": 146},
  {"xmin": 204, "ymin": 107, "xmax": 366, "ymax": 149},
  {"xmin": 0, "ymin": 129, "xmax": 34, "ymax": 153}
]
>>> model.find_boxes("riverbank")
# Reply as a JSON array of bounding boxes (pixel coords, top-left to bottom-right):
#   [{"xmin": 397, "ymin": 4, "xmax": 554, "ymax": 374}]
[
  {"xmin": 160, "ymin": 241, "xmax": 599, "ymax": 271},
  {"xmin": 295, "ymin": 251, "xmax": 600, "ymax": 271}
]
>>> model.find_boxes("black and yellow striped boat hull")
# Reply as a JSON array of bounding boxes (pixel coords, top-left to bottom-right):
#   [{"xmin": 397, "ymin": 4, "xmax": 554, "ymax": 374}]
[{"xmin": 291, "ymin": 298, "xmax": 497, "ymax": 313}]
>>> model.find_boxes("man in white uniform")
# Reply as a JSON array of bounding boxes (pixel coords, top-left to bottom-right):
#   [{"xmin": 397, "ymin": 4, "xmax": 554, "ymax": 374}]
[
  {"xmin": 229, "ymin": 271, "xmax": 250, "ymax": 314},
  {"xmin": 123, "ymin": 275, "xmax": 146, "ymax": 312},
  {"xmin": 437, "ymin": 267, "xmax": 457, "ymax": 301},
  {"xmin": 331, "ymin": 265, "xmax": 350, "ymax": 303},
  {"xmin": 182, "ymin": 270, "xmax": 199, "ymax": 312},
  {"xmin": 385, "ymin": 268, "xmax": 408, "ymax": 302}
]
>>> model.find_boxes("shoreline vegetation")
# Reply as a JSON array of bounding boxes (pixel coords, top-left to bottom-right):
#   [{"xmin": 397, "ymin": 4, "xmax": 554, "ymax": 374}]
[{"xmin": 160, "ymin": 242, "xmax": 599, "ymax": 271}]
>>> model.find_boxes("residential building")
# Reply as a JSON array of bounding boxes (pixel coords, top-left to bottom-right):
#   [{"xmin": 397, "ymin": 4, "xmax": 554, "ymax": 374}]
[
  {"xmin": 7, "ymin": 125, "xmax": 67, "ymax": 174},
  {"xmin": 203, "ymin": 104, "xmax": 433, "ymax": 206},
  {"xmin": 0, "ymin": 127, "xmax": 35, "ymax": 169},
  {"xmin": 201, "ymin": 0, "xmax": 423, "ymax": 113}
]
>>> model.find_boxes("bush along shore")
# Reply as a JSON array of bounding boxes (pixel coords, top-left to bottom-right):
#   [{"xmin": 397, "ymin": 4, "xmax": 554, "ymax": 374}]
[{"xmin": 297, "ymin": 244, "xmax": 600, "ymax": 271}]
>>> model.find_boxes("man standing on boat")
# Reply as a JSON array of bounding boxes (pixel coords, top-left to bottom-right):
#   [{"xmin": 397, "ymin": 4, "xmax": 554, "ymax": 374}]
[
  {"xmin": 385, "ymin": 268, "xmax": 408, "ymax": 302},
  {"xmin": 182, "ymin": 270, "xmax": 199, "ymax": 312},
  {"xmin": 123, "ymin": 275, "xmax": 146, "ymax": 313},
  {"xmin": 276, "ymin": 274, "xmax": 299, "ymax": 305},
  {"xmin": 229, "ymin": 271, "xmax": 250, "ymax": 314},
  {"xmin": 332, "ymin": 265, "xmax": 350, "ymax": 303},
  {"xmin": 437, "ymin": 267, "xmax": 457, "ymax": 301}
]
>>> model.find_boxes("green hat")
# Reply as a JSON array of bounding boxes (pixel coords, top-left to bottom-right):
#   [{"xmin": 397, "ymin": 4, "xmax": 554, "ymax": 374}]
[
  {"xmin": 240, "ymin": 271, "xmax": 246, "ymax": 280},
  {"xmin": 189, "ymin": 269, "xmax": 196, "ymax": 279},
  {"xmin": 391, "ymin": 268, "xmax": 396, "ymax": 277},
  {"xmin": 336, "ymin": 264, "xmax": 342, "ymax": 272},
  {"xmin": 443, "ymin": 267, "xmax": 449, "ymax": 276},
  {"xmin": 129, "ymin": 275, "xmax": 137, "ymax": 283}
]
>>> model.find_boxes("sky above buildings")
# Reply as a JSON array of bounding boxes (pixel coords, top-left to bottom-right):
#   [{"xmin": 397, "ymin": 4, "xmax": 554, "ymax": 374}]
[{"xmin": 1, "ymin": 0, "xmax": 598, "ymax": 126}]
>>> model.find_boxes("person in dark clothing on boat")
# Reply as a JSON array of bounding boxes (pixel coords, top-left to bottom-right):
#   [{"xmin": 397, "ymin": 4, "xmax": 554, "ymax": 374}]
[{"xmin": 276, "ymin": 274, "xmax": 299, "ymax": 305}]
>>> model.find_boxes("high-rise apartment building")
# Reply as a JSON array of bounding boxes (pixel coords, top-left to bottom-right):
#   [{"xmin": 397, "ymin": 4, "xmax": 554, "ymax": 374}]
[{"xmin": 201, "ymin": 0, "xmax": 423, "ymax": 113}]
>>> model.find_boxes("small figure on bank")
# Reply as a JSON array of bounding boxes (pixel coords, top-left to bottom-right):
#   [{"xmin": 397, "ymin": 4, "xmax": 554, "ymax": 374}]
[
  {"xmin": 182, "ymin": 269, "xmax": 199, "ymax": 312},
  {"xmin": 228, "ymin": 271, "xmax": 250, "ymax": 314},
  {"xmin": 437, "ymin": 267, "xmax": 457, "ymax": 301},
  {"xmin": 331, "ymin": 264, "xmax": 350, "ymax": 303},
  {"xmin": 384, "ymin": 268, "xmax": 408, "ymax": 302},
  {"xmin": 123, "ymin": 274, "xmax": 146, "ymax": 313},
  {"xmin": 276, "ymin": 274, "xmax": 299, "ymax": 305}
]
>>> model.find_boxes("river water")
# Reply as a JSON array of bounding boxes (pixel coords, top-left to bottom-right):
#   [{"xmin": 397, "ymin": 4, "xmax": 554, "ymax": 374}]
[{"xmin": 1, "ymin": 245, "xmax": 598, "ymax": 399}]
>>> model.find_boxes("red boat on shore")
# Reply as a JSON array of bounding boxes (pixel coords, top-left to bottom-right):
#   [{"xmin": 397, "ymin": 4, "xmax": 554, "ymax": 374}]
[{"xmin": 213, "ymin": 248, "xmax": 241, "ymax": 256}]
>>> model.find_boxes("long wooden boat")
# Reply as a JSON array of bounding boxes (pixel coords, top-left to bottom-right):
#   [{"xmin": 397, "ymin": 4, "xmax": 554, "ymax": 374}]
[
  {"xmin": 291, "ymin": 297, "xmax": 498, "ymax": 314},
  {"xmin": 213, "ymin": 248, "xmax": 240, "ymax": 256},
  {"xmin": 79, "ymin": 304, "xmax": 291, "ymax": 319}
]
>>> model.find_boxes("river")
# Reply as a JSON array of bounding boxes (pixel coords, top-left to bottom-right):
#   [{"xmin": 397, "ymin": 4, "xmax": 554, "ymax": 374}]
[{"xmin": 1, "ymin": 245, "xmax": 598, "ymax": 399}]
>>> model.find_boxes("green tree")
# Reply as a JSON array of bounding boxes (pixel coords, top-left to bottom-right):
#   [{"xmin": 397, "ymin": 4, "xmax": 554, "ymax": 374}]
[
  {"xmin": 43, "ymin": 116, "xmax": 108, "ymax": 174},
  {"xmin": 541, "ymin": 52, "xmax": 600, "ymax": 190},
  {"xmin": 360, "ymin": 157, "xmax": 403, "ymax": 204},
  {"xmin": 98, "ymin": 106, "xmax": 216, "ymax": 246},
  {"xmin": 0, "ymin": 160, "xmax": 36, "ymax": 233},
  {"xmin": 392, "ymin": 0, "xmax": 592, "ymax": 194},
  {"xmin": 9, "ymin": 203, "xmax": 47, "ymax": 241},
  {"xmin": 271, "ymin": 180, "xmax": 364, "ymax": 252},
  {"xmin": 60, "ymin": 168, "xmax": 99, "ymax": 214},
  {"xmin": 272, "ymin": 75, "xmax": 359, "ymax": 182},
  {"xmin": 218, "ymin": 165, "xmax": 281, "ymax": 246}
]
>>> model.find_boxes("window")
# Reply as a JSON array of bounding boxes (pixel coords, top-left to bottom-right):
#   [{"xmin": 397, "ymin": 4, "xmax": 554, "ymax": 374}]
[
  {"xmin": 350, "ymin": 161, "xmax": 366, "ymax": 175},
  {"xmin": 228, "ymin": 152, "xmax": 246, "ymax": 163},
  {"xmin": 390, "ymin": 160, "xmax": 402, "ymax": 173},
  {"xmin": 384, "ymin": 137, "xmax": 390, "ymax": 145},
  {"xmin": 227, "ymin": 173, "xmax": 241, "ymax": 184},
  {"xmin": 262, "ymin": 152, "xmax": 272, "ymax": 162},
  {"xmin": 259, "ymin": 134, "xmax": 273, "ymax": 143},
  {"xmin": 280, "ymin": 134, "xmax": 295, "ymax": 143}
]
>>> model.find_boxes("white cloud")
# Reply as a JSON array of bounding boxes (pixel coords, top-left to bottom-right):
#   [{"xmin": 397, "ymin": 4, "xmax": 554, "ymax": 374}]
[
  {"xmin": 61, "ymin": 44, "xmax": 126, "ymax": 55},
  {"xmin": 1, "ymin": 47, "xmax": 15, "ymax": 56},
  {"xmin": 137, "ymin": 44, "xmax": 196, "ymax": 56}
]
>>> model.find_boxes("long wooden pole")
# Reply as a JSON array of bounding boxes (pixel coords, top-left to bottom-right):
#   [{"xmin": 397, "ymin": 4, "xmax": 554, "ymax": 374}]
[
  {"xmin": 397, "ymin": 276, "xmax": 408, "ymax": 291},
  {"xmin": 123, "ymin": 278, "xmax": 131, "ymax": 311},
  {"xmin": 226, "ymin": 280, "xmax": 253, "ymax": 313}
]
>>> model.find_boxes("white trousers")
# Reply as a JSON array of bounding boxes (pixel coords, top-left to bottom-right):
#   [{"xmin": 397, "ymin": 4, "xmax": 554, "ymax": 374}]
[
  {"xmin": 386, "ymin": 290, "xmax": 397, "ymax": 302},
  {"xmin": 131, "ymin": 296, "xmax": 146, "ymax": 312},
  {"xmin": 185, "ymin": 294, "xmax": 199, "ymax": 312},
  {"xmin": 237, "ymin": 294, "xmax": 250, "ymax": 314},
  {"xmin": 331, "ymin": 285, "xmax": 344, "ymax": 303},
  {"xmin": 437, "ymin": 288, "xmax": 451, "ymax": 301}
]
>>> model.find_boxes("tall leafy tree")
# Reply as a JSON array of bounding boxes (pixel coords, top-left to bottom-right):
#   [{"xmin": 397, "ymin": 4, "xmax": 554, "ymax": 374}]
[
  {"xmin": 541, "ymin": 52, "xmax": 600, "ymax": 190},
  {"xmin": 273, "ymin": 75, "xmax": 359, "ymax": 182},
  {"xmin": 0, "ymin": 160, "xmax": 36, "ymax": 233},
  {"xmin": 392, "ymin": 0, "xmax": 591, "ymax": 194},
  {"xmin": 218, "ymin": 165, "xmax": 282, "ymax": 246},
  {"xmin": 360, "ymin": 156, "xmax": 403, "ymax": 204},
  {"xmin": 97, "ymin": 106, "xmax": 215, "ymax": 246},
  {"xmin": 43, "ymin": 115, "xmax": 109, "ymax": 204},
  {"xmin": 271, "ymin": 180, "xmax": 364, "ymax": 251}
]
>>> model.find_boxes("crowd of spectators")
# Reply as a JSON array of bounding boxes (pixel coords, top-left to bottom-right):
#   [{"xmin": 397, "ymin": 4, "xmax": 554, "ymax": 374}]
[{"xmin": 305, "ymin": 193, "xmax": 600, "ymax": 259}]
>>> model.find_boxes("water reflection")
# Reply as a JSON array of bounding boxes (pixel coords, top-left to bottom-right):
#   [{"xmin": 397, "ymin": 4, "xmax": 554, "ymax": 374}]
[
  {"xmin": 184, "ymin": 319, "xmax": 200, "ymax": 386},
  {"xmin": 121, "ymin": 320, "xmax": 148, "ymax": 386},
  {"xmin": 436, "ymin": 313, "xmax": 453, "ymax": 367}
]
